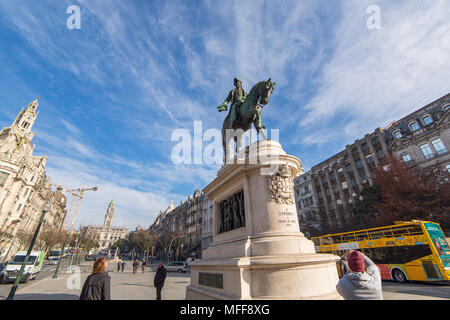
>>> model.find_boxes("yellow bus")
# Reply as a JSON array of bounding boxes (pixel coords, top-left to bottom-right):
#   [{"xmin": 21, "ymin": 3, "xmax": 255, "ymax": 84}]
[{"xmin": 311, "ymin": 220, "xmax": 450, "ymax": 283}]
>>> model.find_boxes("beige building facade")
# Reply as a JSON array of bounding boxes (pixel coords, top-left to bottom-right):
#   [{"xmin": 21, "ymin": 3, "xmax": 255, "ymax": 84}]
[
  {"xmin": 81, "ymin": 200, "xmax": 129, "ymax": 251},
  {"xmin": 0, "ymin": 99, "xmax": 66, "ymax": 260}
]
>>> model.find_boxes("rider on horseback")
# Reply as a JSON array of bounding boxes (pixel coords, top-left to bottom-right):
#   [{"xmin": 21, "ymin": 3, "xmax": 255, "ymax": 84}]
[{"xmin": 217, "ymin": 77, "xmax": 247, "ymax": 128}]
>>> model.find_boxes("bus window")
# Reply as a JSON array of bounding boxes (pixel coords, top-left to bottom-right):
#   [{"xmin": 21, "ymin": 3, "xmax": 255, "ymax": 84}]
[
  {"xmin": 392, "ymin": 227, "xmax": 409, "ymax": 238},
  {"xmin": 407, "ymin": 226, "xmax": 423, "ymax": 236},
  {"xmin": 370, "ymin": 231, "xmax": 384, "ymax": 240},
  {"xmin": 332, "ymin": 235, "xmax": 343, "ymax": 244},
  {"xmin": 355, "ymin": 232, "xmax": 369, "ymax": 241},
  {"xmin": 342, "ymin": 234, "xmax": 356, "ymax": 242}
]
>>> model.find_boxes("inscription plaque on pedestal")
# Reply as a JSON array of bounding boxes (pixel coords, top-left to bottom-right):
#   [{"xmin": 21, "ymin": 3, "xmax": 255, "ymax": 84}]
[{"xmin": 199, "ymin": 272, "xmax": 223, "ymax": 289}]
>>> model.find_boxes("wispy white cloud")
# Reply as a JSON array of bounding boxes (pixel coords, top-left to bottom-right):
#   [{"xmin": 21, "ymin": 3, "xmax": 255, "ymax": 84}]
[{"xmin": 298, "ymin": 0, "xmax": 450, "ymax": 147}]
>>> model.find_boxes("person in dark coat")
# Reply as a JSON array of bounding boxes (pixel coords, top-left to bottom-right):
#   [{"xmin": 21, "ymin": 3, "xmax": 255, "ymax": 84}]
[
  {"xmin": 117, "ymin": 261, "xmax": 121, "ymax": 272},
  {"xmin": 80, "ymin": 257, "xmax": 111, "ymax": 300},
  {"xmin": 154, "ymin": 262, "xmax": 167, "ymax": 300},
  {"xmin": 141, "ymin": 260, "xmax": 146, "ymax": 273},
  {"xmin": 121, "ymin": 261, "xmax": 126, "ymax": 272}
]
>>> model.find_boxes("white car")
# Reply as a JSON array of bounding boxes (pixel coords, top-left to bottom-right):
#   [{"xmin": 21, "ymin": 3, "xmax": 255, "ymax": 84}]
[{"xmin": 165, "ymin": 261, "xmax": 187, "ymax": 273}]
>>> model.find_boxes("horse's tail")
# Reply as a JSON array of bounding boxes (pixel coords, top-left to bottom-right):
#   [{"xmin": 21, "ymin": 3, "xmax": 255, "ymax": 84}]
[{"xmin": 222, "ymin": 114, "xmax": 230, "ymax": 162}]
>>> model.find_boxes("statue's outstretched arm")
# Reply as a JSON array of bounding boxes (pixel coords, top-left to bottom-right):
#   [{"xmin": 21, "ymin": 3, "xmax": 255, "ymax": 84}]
[{"xmin": 217, "ymin": 90, "xmax": 232, "ymax": 112}]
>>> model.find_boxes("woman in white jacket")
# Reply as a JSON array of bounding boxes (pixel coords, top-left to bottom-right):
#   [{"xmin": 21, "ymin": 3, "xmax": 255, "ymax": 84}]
[{"xmin": 336, "ymin": 250, "xmax": 383, "ymax": 300}]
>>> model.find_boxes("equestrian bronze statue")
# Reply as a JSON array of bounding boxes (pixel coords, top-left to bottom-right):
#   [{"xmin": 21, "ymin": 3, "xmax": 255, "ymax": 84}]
[{"xmin": 217, "ymin": 78, "xmax": 276, "ymax": 161}]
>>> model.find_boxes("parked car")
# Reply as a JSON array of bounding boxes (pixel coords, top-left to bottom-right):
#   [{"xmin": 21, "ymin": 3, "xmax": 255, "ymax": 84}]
[{"xmin": 165, "ymin": 261, "xmax": 187, "ymax": 273}]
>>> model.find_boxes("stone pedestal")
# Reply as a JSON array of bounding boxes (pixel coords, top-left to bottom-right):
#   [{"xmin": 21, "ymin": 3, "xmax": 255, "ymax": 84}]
[{"xmin": 185, "ymin": 140, "xmax": 340, "ymax": 300}]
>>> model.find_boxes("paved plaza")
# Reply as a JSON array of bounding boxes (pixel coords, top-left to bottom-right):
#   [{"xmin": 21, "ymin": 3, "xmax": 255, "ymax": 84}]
[
  {"xmin": 6, "ymin": 260, "xmax": 448, "ymax": 300},
  {"xmin": 13, "ymin": 261, "xmax": 190, "ymax": 300}
]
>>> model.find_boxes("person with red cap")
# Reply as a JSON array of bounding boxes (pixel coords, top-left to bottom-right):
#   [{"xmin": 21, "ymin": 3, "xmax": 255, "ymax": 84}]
[{"xmin": 336, "ymin": 250, "xmax": 383, "ymax": 300}]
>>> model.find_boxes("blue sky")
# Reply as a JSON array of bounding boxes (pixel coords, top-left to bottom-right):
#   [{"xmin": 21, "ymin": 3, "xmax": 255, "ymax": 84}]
[{"xmin": 0, "ymin": 0, "xmax": 449, "ymax": 230}]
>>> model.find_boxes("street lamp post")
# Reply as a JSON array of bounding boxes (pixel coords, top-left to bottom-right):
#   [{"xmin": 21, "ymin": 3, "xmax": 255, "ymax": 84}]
[
  {"xmin": 7, "ymin": 201, "xmax": 51, "ymax": 300},
  {"xmin": 69, "ymin": 235, "xmax": 79, "ymax": 267}
]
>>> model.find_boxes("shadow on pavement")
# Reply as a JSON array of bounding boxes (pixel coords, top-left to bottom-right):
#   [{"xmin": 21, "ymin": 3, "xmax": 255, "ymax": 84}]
[{"xmin": 14, "ymin": 293, "xmax": 79, "ymax": 300}]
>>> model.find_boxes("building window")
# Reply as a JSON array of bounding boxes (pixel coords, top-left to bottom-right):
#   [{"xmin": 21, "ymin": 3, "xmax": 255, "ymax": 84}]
[
  {"xmin": 329, "ymin": 171, "xmax": 335, "ymax": 180},
  {"xmin": 431, "ymin": 138, "xmax": 447, "ymax": 155},
  {"xmin": 419, "ymin": 143, "xmax": 435, "ymax": 160},
  {"xmin": 355, "ymin": 159, "xmax": 364, "ymax": 170},
  {"xmin": 393, "ymin": 130, "xmax": 402, "ymax": 139},
  {"xmin": 376, "ymin": 149, "xmax": 385, "ymax": 159},
  {"xmin": 421, "ymin": 115, "xmax": 433, "ymax": 126},
  {"xmin": 0, "ymin": 172, "xmax": 9, "ymax": 187},
  {"xmin": 409, "ymin": 121, "xmax": 420, "ymax": 132},
  {"xmin": 402, "ymin": 153, "xmax": 412, "ymax": 163},
  {"xmin": 304, "ymin": 185, "xmax": 311, "ymax": 194},
  {"xmin": 360, "ymin": 174, "xmax": 368, "ymax": 184},
  {"xmin": 346, "ymin": 163, "xmax": 353, "ymax": 173},
  {"xmin": 361, "ymin": 143, "xmax": 369, "ymax": 152},
  {"xmin": 371, "ymin": 136, "xmax": 380, "ymax": 146},
  {"xmin": 366, "ymin": 155, "xmax": 375, "ymax": 164}
]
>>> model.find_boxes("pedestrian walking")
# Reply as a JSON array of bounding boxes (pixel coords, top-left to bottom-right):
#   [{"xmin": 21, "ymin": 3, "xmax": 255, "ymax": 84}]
[
  {"xmin": 154, "ymin": 262, "xmax": 167, "ymax": 300},
  {"xmin": 133, "ymin": 259, "xmax": 139, "ymax": 274},
  {"xmin": 141, "ymin": 260, "xmax": 146, "ymax": 273},
  {"xmin": 336, "ymin": 250, "xmax": 383, "ymax": 300},
  {"xmin": 117, "ymin": 260, "xmax": 121, "ymax": 272},
  {"xmin": 79, "ymin": 257, "xmax": 111, "ymax": 300},
  {"xmin": 121, "ymin": 261, "xmax": 126, "ymax": 272}
]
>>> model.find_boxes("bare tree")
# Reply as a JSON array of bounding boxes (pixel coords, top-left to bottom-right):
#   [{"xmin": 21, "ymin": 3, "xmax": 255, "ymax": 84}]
[{"xmin": 373, "ymin": 156, "xmax": 450, "ymax": 230}]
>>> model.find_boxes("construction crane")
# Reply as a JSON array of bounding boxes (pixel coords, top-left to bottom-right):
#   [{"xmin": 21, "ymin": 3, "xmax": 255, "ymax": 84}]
[
  {"xmin": 67, "ymin": 185, "xmax": 98, "ymax": 232},
  {"xmin": 49, "ymin": 183, "xmax": 98, "ymax": 231},
  {"xmin": 52, "ymin": 184, "xmax": 98, "ymax": 278}
]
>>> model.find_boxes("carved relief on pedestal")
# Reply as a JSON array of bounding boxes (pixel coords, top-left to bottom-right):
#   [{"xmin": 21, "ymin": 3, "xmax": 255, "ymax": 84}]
[
  {"xmin": 218, "ymin": 189, "xmax": 245, "ymax": 234},
  {"xmin": 266, "ymin": 164, "xmax": 295, "ymax": 205}
]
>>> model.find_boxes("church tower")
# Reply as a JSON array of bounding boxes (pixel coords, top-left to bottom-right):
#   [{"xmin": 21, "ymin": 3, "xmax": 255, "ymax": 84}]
[
  {"xmin": 0, "ymin": 98, "xmax": 40, "ymax": 156},
  {"xmin": 10, "ymin": 97, "xmax": 39, "ymax": 140},
  {"xmin": 103, "ymin": 199, "xmax": 115, "ymax": 228}
]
